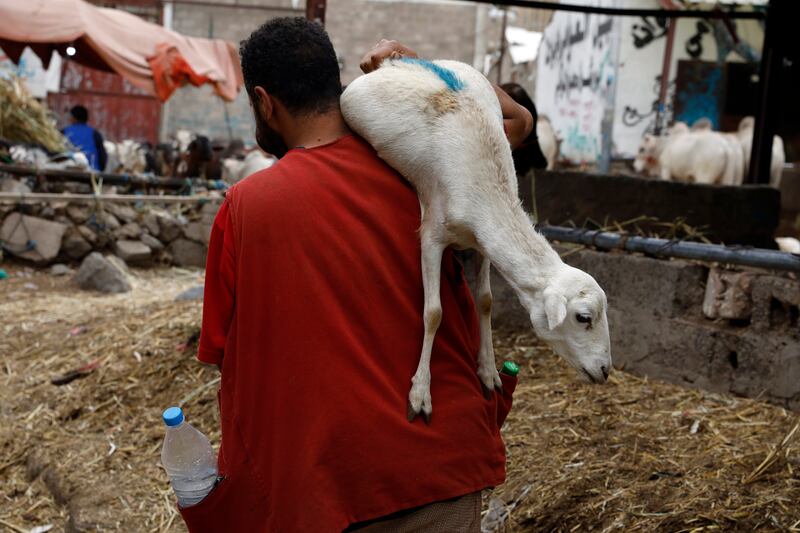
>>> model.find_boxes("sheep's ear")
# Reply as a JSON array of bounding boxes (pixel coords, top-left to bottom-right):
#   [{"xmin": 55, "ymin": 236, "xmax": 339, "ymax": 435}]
[{"xmin": 544, "ymin": 290, "xmax": 567, "ymax": 330}]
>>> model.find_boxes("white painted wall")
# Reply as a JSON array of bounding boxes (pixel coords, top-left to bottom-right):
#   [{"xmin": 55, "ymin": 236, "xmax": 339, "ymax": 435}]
[{"xmin": 536, "ymin": 0, "xmax": 764, "ymax": 162}]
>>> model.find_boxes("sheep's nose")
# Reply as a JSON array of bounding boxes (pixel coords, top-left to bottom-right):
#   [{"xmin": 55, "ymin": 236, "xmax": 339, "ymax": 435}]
[{"xmin": 601, "ymin": 365, "xmax": 609, "ymax": 380}]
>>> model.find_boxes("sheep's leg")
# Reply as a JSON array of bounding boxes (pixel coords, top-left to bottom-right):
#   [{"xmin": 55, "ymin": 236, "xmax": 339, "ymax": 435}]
[
  {"xmin": 476, "ymin": 254, "xmax": 502, "ymax": 395},
  {"xmin": 408, "ymin": 226, "xmax": 444, "ymax": 424}
]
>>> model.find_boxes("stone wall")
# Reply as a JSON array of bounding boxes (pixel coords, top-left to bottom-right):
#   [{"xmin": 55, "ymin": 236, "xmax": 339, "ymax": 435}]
[
  {"xmin": 467, "ymin": 248, "xmax": 800, "ymax": 412},
  {"xmin": 0, "ymin": 197, "xmax": 220, "ymax": 269}
]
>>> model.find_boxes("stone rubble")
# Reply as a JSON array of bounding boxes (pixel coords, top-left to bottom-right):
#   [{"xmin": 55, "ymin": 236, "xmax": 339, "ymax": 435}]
[
  {"xmin": 114, "ymin": 239, "xmax": 151, "ymax": 264},
  {"xmin": 73, "ymin": 252, "xmax": 132, "ymax": 293}
]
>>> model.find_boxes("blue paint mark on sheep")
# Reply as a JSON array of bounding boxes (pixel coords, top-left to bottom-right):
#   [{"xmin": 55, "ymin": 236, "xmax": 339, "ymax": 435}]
[{"xmin": 399, "ymin": 58, "xmax": 465, "ymax": 92}]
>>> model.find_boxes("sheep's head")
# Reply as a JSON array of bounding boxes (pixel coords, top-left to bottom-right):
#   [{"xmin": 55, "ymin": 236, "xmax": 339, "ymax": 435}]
[
  {"xmin": 633, "ymin": 133, "xmax": 660, "ymax": 176},
  {"xmin": 529, "ymin": 265, "xmax": 612, "ymax": 384}
]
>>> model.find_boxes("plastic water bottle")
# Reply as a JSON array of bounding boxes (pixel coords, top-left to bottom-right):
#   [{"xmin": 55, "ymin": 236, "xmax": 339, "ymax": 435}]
[{"xmin": 161, "ymin": 406, "xmax": 218, "ymax": 507}]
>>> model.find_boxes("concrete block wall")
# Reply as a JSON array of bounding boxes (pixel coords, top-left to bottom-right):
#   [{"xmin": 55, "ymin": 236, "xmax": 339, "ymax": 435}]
[
  {"xmin": 163, "ymin": 0, "xmax": 481, "ymax": 143},
  {"xmin": 467, "ymin": 249, "xmax": 800, "ymax": 411},
  {"xmin": 164, "ymin": 1, "xmax": 299, "ymax": 143},
  {"xmin": 326, "ymin": 0, "xmax": 478, "ymax": 85}
]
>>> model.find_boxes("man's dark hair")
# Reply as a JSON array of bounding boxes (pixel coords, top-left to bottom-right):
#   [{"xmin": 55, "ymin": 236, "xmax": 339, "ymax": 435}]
[
  {"xmin": 70, "ymin": 105, "xmax": 89, "ymax": 123},
  {"xmin": 239, "ymin": 17, "xmax": 341, "ymax": 115}
]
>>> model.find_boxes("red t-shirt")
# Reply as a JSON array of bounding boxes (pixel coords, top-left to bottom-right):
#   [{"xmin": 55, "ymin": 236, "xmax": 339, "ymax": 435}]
[{"xmin": 182, "ymin": 135, "xmax": 515, "ymax": 532}]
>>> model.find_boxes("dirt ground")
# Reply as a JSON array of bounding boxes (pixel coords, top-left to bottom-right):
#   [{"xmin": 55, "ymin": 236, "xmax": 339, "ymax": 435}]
[{"xmin": 0, "ymin": 266, "xmax": 798, "ymax": 532}]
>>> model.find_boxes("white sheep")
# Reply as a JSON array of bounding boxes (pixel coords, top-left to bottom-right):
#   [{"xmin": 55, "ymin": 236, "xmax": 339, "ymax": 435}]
[
  {"xmin": 634, "ymin": 124, "xmax": 741, "ymax": 185},
  {"xmin": 341, "ymin": 59, "xmax": 612, "ymax": 422}
]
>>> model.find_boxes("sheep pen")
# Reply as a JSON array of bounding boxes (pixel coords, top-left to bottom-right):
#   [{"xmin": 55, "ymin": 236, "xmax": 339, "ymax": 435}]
[{"xmin": 0, "ymin": 265, "xmax": 798, "ymax": 532}]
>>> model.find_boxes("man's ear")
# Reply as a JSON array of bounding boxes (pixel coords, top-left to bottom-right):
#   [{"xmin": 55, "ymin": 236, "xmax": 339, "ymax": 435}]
[
  {"xmin": 253, "ymin": 86, "xmax": 274, "ymax": 123},
  {"xmin": 544, "ymin": 289, "xmax": 567, "ymax": 330}
]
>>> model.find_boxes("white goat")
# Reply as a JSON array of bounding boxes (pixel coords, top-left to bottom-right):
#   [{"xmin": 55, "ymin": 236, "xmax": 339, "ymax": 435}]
[{"xmin": 341, "ymin": 59, "xmax": 612, "ymax": 422}]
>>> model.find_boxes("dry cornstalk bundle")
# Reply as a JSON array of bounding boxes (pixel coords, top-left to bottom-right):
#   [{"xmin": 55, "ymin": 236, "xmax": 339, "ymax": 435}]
[{"xmin": 0, "ymin": 74, "xmax": 66, "ymax": 153}]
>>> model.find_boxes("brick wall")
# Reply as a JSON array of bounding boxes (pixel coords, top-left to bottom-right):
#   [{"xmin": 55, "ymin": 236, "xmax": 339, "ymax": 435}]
[{"xmin": 326, "ymin": 0, "xmax": 478, "ymax": 85}]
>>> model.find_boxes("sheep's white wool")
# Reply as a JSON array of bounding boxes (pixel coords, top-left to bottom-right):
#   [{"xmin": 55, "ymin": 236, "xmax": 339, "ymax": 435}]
[{"xmin": 342, "ymin": 59, "xmax": 611, "ymax": 421}]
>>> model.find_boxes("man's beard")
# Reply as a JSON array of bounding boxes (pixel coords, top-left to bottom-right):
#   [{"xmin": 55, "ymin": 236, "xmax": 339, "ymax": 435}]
[{"xmin": 255, "ymin": 112, "xmax": 289, "ymax": 159}]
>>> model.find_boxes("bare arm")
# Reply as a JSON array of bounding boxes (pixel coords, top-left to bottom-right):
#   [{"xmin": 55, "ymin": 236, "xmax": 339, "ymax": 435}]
[
  {"xmin": 494, "ymin": 85, "xmax": 533, "ymax": 150},
  {"xmin": 359, "ymin": 40, "xmax": 533, "ymax": 149}
]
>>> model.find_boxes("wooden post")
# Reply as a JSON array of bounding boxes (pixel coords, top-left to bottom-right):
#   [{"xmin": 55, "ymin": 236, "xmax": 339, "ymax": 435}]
[
  {"xmin": 653, "ymin": 18, "xmax": 676, "ymax": 135},
  {"xmin": 306, "ymin": 0, "xmax": 326, "ymax": 25},
  {"xmin": 496, "ymin": 7, "xmax": 508, "ymax": 84}
]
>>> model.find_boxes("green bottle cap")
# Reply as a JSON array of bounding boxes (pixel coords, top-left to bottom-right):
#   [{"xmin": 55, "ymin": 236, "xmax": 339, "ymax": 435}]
[{"xmin": 501, "ymin": 361, "xmax": 519, "ymax": 377}]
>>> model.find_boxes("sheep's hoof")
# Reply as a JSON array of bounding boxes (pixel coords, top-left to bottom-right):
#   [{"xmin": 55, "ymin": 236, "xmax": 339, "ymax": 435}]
[
  {"xmin": 407, "ymin": 402, "xmax": 432, "ymax": 424},
  {"xmin": 481, "ymin": 383, "xmax": 493, "ymax": 399}
]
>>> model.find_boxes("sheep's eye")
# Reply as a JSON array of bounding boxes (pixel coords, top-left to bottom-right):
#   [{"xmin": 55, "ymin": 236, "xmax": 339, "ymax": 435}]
[{"xmin": 576, "ymin": 313, "xmax": 592, "ymax": 324}]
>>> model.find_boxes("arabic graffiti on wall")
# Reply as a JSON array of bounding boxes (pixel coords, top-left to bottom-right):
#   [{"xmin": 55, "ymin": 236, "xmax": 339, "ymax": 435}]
[{"xmin": 536, "ymin": 0, "xmax": 619, "ymax": 164}]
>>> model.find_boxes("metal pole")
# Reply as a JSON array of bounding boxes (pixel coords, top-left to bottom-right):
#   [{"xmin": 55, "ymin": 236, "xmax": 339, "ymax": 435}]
[
  {"xmin": 598, "ymin": 17, "xmax": 620, "ymax": 174},
  {"xmin": 538, "ymin": 225, "xmax": 800, "ymax": 273},
  {"xmin": 0, "ymin": 192, "xmax": 223, "ymax": 204},
  {"xmin": 0, "ymin": 163, "xmax": 226, "ymax": 190},
  {"xmin": 653, "ymin": 18, "xmax": 676, "ymax": 135},
  {"xmin": 747, "ymin": 0, "xmax": 783, "ymax": 185},
  {"xmin": 454, "ymin": 0, "xmax": 764, "ymax": 20}
]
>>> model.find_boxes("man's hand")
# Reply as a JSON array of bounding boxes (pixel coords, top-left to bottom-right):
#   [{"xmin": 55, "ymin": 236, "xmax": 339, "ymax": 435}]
[
  {"xmin": 359, "ymin": 39, "xmax": 418, "ymax": 73},
  {"xmin": 495, "ymin": 85, "xmax": 533, "ymax": 150}
]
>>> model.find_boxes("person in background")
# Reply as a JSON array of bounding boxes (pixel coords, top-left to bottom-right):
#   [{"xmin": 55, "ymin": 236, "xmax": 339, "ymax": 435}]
[
  {"xmin": 499, "ymin": 83, "xmax": 549, "ymax": 175},
  {"xmin": 62, "ymin": 105, "xmax": 107, "ymax": 171}
]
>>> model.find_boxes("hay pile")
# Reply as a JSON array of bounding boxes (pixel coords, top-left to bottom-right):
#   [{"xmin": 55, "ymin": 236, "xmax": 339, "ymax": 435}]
[
  {"xmin": 0, "ymin": 75, "xmax": 66, "ymax": 153},
  {"xmin": 0, "ymin": 267, "xmax": 798, "ymax": 532},
  {"xmin": 489, "ymin": 331, "xmax": 800, "ymax": 532}
]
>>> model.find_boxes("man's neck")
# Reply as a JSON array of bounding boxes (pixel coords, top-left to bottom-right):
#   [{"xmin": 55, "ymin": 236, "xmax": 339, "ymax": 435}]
[{"xmin": 283, "ymin": 110, "xmax": 350, "ymax": 150}]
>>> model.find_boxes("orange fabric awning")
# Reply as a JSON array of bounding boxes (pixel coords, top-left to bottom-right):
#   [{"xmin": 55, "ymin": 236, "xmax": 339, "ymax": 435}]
[{"xmin": 0, "ymin": 0, "xmax": 243, "ymax": 102}]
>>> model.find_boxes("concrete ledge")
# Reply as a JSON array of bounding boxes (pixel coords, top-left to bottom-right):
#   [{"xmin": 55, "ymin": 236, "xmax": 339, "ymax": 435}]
[
  {"xmin": 465, "ymin": 248, "xmax": 800, "ymax": 411},
  {"xmin": 518, "ymin": 170, "xmax": 781, "ymax": 248}
]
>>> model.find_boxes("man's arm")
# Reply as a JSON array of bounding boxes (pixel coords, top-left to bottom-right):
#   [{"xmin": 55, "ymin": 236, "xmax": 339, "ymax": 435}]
[
  {"xmin": 198, "ymin": 199, "xmax": 236, "ymax": 369},
  {"xmin": 358, "ymin": 40, "xmax": 533, "ymax": 149}
]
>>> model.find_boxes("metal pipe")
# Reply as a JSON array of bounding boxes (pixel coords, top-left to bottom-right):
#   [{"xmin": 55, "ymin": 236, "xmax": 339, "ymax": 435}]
[
  {"xmin": 0, "ymin": 163, "xmax": 226, "ymax": 191},
  {"xmin": 0, "ymin": 192, "xmax": 223, "ymax": 204},
  {"xmin": 538, "ymin": 225, "xmax": 800, "ymax": 272},
  {"xmin": 458, "ymin": 0, "xmax": 765, "ymax": 20}
]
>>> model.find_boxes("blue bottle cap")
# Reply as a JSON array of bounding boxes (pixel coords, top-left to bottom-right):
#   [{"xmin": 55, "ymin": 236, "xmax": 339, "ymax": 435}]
[{"xmin": 162, "ymin": 406, "xmax": 184, "ymax": 427}]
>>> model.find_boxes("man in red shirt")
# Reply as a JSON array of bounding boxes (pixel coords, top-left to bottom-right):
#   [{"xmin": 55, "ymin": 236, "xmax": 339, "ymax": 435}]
[{"xmin": 185, "ymin": 17, "xmax": 532, "ymax": 532}]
